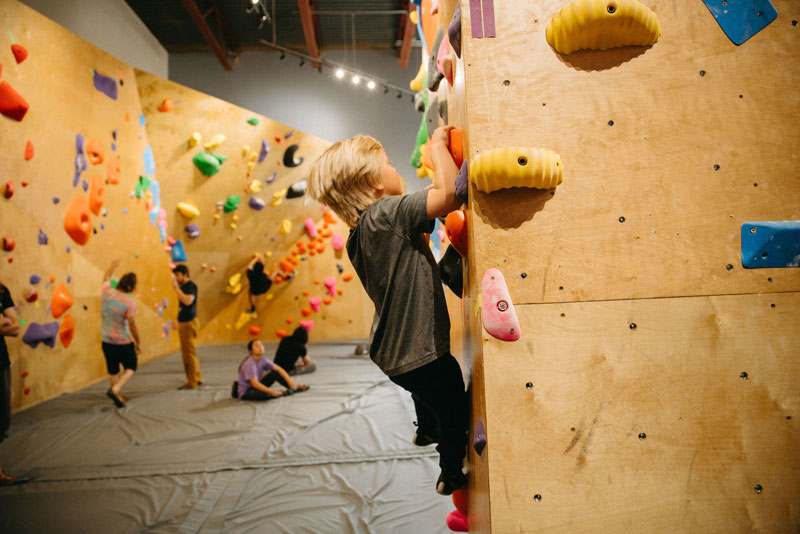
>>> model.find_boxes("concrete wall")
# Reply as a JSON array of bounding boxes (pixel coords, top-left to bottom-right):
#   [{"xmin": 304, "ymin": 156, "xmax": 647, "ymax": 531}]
[{"xmin": 20, "ymin": 0, "xmax": 168, "ymax": 78}]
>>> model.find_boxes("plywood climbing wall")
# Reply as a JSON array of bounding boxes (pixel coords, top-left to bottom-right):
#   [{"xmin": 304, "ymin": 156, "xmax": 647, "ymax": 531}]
[
  {"xmin": 0, "ymin": 0, "xmax": 373, "ymax": 413},
  {"xmin": 453, "ymin": 0, "xmax": 800, "ymax": 531}
]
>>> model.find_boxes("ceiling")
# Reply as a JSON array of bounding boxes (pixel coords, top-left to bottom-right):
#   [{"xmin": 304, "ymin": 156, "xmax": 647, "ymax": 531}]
[{"xmin": 125, "ymin": 0, "xmax": 413, "ymax": 55}]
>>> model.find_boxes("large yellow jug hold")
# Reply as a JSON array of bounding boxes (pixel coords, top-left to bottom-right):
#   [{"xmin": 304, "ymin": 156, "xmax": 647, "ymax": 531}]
[
  {"xmin": 470, "ymin": 147, "xmax": 563, "ymax": 193},
  {"xmin": 546, "ymin": 0, "xmax": 661, "ymax": 55}
]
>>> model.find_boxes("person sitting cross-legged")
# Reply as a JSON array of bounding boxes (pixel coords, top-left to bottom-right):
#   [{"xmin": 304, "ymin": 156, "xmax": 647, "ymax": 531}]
[{"xmin": 233, "ymin": 340, "xmax": 308, "ymax": 401}]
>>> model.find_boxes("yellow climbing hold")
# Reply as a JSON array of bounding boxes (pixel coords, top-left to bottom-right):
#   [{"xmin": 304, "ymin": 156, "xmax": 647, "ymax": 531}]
[
  {"xmin": 232, "ymin": 214, "xmax": 239, "ymax": 221},
  {"xmin": 204, "ymin": 133, "xmax": 226, "ymax": 151},
  {"xmin": 470, "ymin": 147, "xmax": 563, "ymax": 193},
  {"xmin": 226, "ymin": 273, "xmax": 243, "ymax": 295},
  {"xmin": 280, "ymin": 219, "xmax": 292, "ymax": 234},
  {"xmin": 409, "ymin": 10, "xmax": 418, "ymax": 24},
  {"xmin": 271, "ymin": 188, "xmax": 287, "ymax": 207},
  {"xmin": 188, "ymin": 132, "xmax": 202, "ymax": 148},
  {"xmin": 546, "ymin": 0, "xmax": 661, "ymax": 55},
  {"xmin": 176, "ymin": 202, "xmax": 200, "ymax": 219},
  {"xmin": 265, "ymin": 251, "xmax": 272, "ymax": 258},
  {"xmin": 249, "ymin": 179, "xmax": 261, "ymax": 194},
  {"xmin": 242, "ymin": 145, "xmax": 250, "ymax": 156},
  {"xmin": 234, "ymin": 310, "xmax": 255, "ymax": 329},
  {"xmin": 409, "ymin": 60, "xmax": 426, "ymax": 91},
  {"xmin": 214, "ymin": 213, "xmax": 221, "ymax": 220}
]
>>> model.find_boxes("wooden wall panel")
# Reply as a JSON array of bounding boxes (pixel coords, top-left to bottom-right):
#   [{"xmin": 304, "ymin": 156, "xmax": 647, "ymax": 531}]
[{"xmin": 457, "ymin": 0, "xmax": 800, "ymax": 531}]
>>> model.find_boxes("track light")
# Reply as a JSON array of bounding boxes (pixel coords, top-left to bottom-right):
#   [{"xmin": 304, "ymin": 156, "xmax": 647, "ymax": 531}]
[
  {"xmin": 279, "ymin": 52, "xmax": 285, "ymax": 60},
  {"xmin": 397, "ymin": 92, "xmax": 402, "ymax": 99},
  {"xmin": 352, "ymin": 75, "xmax": 360, "ymax": 84},
  {"xmin": 384, "ymin": 86, "xmax": 389, "ymax": 94},
  {"xmin": 251, "ymin": 0, "xmax": 259, "ymax": 4},
  {"xmin": 336, "ymin": 68, "xmax": 344, "ymax": 78},
  {"xmin": 367, "ymin": 80, "xmax": 376, "ymax": 90},
  {"xmin": 300, "ymin": 59, "xmax": 305, "ymax": 67}
]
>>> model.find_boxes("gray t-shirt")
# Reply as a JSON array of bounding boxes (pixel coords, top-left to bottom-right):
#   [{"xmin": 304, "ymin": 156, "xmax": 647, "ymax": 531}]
[{"xmin": 347, "ymin": 189, "xmax": 450, "ymax": 376}]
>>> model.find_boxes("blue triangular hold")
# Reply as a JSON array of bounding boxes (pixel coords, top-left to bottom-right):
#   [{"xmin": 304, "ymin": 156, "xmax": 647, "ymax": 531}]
[
  {"xmin": 741, "ymin": 221, "xmax": 800, "ymax": 269},
  {"xmin": 702, "ymin": 0, "xmax": 778, "ymax": 45}
]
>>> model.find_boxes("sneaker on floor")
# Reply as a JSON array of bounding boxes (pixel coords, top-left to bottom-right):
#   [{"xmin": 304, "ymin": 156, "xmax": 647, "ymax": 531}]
[
  {"xmin": 436, "ymin": 470, "xmax": 467, "ymax": 496},
  {"xmin": 413, "ymin": 430, "xmax": 438, "ymax": 447},
  {"xmin": 106, "ymin": 389, "xmax": 125, "ymax": 408},
  {"xmin": 0, "ymin": 473, "xmax": 28, "ymax": 486}
]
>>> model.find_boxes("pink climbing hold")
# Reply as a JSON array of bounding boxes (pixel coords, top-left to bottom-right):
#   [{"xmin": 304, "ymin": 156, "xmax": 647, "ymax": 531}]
[
  {"xmin": 481, "ymin": 268, "xmax": 520, "ymax": 341},
  {"xmin": 445, "ymin": 510, "xmax": 468, "ymax": 532},
  {"xmin": 331, "ymin": 233, "xmax": 344, "ymax": 250},
  {"xmin": 305, "ymin": 218, "xmax": 318, "ymax": 238},
  {"xmin": 324, "ymin": 277, "xmax": 336, "ymax": 297},
  {"xmin": 299, "ymin": 320, "xmax": 314, "ymax": 332},
  {"xmin": 309, "ymin": 297, "xmax": 322, "ymax": 312}
]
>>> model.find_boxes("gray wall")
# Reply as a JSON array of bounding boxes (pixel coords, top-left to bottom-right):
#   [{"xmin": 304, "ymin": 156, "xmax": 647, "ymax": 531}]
[
  {"xmin": 169, "ymin": 50, "xmax": 427, "ymax": 193},
  {"xmin": 20, "ymin": 0, "xmax": 168, "ymax": 78}
]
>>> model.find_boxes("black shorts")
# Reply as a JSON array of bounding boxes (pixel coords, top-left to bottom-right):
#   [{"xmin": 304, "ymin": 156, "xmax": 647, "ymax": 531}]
[{"xmin": 102, "ymin": 342, "xmax": 138, "ymax": 374}]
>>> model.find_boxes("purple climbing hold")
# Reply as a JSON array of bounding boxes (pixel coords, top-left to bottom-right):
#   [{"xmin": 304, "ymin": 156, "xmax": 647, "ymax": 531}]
[
  {"xmin": 30, "ymin": 274, "xmax": 41, "ymax": 285},
  {"xmin": 284, "ymin": 132, "xmax": 294, "ymax": 139},
  {"xmin": 162, "ymin": 297, "xmax": 168, "ymax": 309},
  {"xmin": 22, "ymin": 321, "xmax": 59, "ymax": 349},
  {"xmin": 259, "ymin": 139, "xmax": 270, "ymax": 163},
  {"xmin": 122, "ymin": 208, "xmax": 127, "ymax": 214},
  {"xmin": 249, "ymin": 197, "xmax": 266, "ymax": 211},
  {"xmin": 93, "ymin": 70, "xmax": 118, "ymax": 100},
  {"xmin": 185, "ymin": 224, "xmax": 200, "ymax": 239},
  {"xmin": 455, "ymin": 160, "xmax": 469, "ymax": 204},
  {"xmin": 112, "ymin": 129, "xmax": 118, "ymax": 140},
  {"xmin": 73, "ymin": 134, "xmax": 87, "ymax": 187},
  {"xmin": 38, "ymin": 228, "xmax": 48, "ymax": 245},
  {"xmin": 67, "ymin": 275, "xmax": 72, "ymax": 283},
  {"xmin": 100, "ymin": 224, "xmax": 105, "ymax": 230},
  {"xmin": 266, "ymin": 172, "xmax": 277, "ymax": 184},
  {"xmin": 448, "ymin": 2, "xmax": 462, "ymax": 58},
  {"xmin": 53, "ymin": 197, "xmax": 60, "ymax": 204},
  {"xmin": 82, "ymin": 180, "xmax": 89, "ymax": 192},
  {"xmin": 111, "ymin": 142, "xmax": 116, "ymax": 151},
  {"xmin": 473, "ymin": 416, "xmax": 487, "ymax": 456}
]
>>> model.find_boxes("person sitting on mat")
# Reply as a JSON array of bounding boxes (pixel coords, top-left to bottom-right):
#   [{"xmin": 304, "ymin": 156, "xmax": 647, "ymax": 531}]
[
  {"xmin": 233, "ymin": 340, "xmax": 308, "ymax": 400},
  {"xmin": 246, "ymin": 254, "xmax": 277, "ymax": 314},
  {"xmin": 273, "ymin": 326, "xmax": 316, "ymax": 376}
]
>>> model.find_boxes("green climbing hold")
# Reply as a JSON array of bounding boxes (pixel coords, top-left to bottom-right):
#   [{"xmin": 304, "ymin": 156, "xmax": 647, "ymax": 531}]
[
  {"xmin": 19, "ymin": 318, "xmax": 26, "ymax": 326},
  {"xmin": 223, "ymin": 195, "xmax": 241, "ymax": 213},
  {"xmin": 247, "ymin": 117, "xmax": 259, "ymax": 126},
  {"xmin": 135, "ymin": 175, "xmax": 151, "ymax": 198},
  {"xmin": 193, "ymin": 152, "xmax": 222, "ymax": 177},
  {"xmin": 211, "ymin": 152, "xmax": 227, "ymax": 164},
  {"xmin": 110, "ymin": 278, "xmax": 118, "ymax": 289}
]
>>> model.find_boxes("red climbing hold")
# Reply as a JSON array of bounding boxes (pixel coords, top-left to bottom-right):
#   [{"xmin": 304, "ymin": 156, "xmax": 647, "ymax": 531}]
[
  {"xmin": 24, "ymin": 140, "xmax": 34, "ymax": 160},
  {"xmin": 248, "ymin": 325, "xmax": 261, "ymax": 336},
  {"xmin": 157, "ymin": 98, "xmax": 174, "ymax": 112},
  {"xmin": 3, "ymin": 180, "xmax": 13, "ymax": 199},
  {"xmin": 11, "ymin": 44, "xmax": 28, "ymax": 64},
  {"xmin": 0, "ymin": 81, "xmax": 29, "ymax": 121},
  {"xmin": 276, "ymin": 329, "xmax": 288, "ymax": 338},
  {"xmin": 2, "ymin": 236, "xmax": 15, "ymax": 252}
]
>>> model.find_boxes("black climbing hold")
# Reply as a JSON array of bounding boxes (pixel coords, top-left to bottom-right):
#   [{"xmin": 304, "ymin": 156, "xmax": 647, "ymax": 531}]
[
  {"xmin": 629, "ymin": 323, "xmax": 637, "ymax": 330},
  {"xmin": 754, "ymin": 484, "xmax": 762, "ymax": 494},
  {"xmin": 792, "ymin": 20, "xmax": 798, "ymax": 26},
  {"xmin": 608, "ymin": 120, "xmax": 614, "ymax": 126},
  {"xmin": 534, "ymin": 494, "xmax": 542, "ymax": 502},
  {"xmin": 638, "ymin": 433, "xmax": 646, "ymax": 440},
  {"xmin": 521, "ymin": 273, "xmax": 527, "ymax": 279},
  {"xmin": 283, "ymin": 144, "xmax": 304, "ymax": 167},
  {"xmin": 526, "ymin": 382, "xmax": 533, "ymax": 390},
  {"xmin": 619, "ymin": 216, "xmax": 625, "ymax": 223},
  {"xmin": 740, "ymin": 372, "xmax": 748, "ymax": 380},
  {"xmin": 559, "ymin": 286, "xmax": 564, "ymax": 290},
  {"xmin": 83, "ymin": 305, "xmax": 88, "ymax": 311},
  {"xmin": 767, "ymin": 277, "xmax": 773, "ymax": 282},
  {"xmin": 726, "ymin": 264, "xmax": 734, "ymax": 271},
  {"xmin": 713, "ymin": 164, "xmax": 720, "ymax": 171},
  {"xmin": 699, "ymin": 70, "xmax": 706, "ymax": 77}
]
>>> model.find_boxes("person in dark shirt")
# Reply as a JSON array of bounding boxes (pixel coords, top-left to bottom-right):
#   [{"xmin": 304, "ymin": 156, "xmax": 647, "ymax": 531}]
[
  {"xmin": 273, "ymin": 326, "xmax": 316, "ymax": 376},
  {"xmin": 0, "ymin": 281, "xmax": 26, "ymax": 486},
  {"xmin": 245, "ymin": 253, "xmax": 276, "ymax": 313},
  {"xmin": 171, "ymin": 264, "xmax": 201, "ymax": 390}
]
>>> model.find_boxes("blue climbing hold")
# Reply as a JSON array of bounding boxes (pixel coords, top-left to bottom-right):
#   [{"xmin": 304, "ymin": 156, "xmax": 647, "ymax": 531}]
[
  {"xmin": 741, "ymin": 221, "xmax": 800, "ymax": 269},
  {"xmin": 701, "ymin": 0, "xmax": 777, "ymax": 45}
]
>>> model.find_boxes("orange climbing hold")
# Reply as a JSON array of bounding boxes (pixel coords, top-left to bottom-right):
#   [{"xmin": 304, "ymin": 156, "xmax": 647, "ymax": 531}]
[
  {"xmin": 336, "ymin": 289, "xmax": 343, "ymax": 296},
  {"xmin": 106, "ymin": 157, "xmax": 121, "ymax": 185},
  {"xmin": 85, "ymin": 139, "xmax": 104, "ymax": 165},
  {"xmin": 248, "ymin": 325, "xmax": 262, "ymax": 336},
  {"xmin": 323, "ymin": 211, "xmax": 337, "ymax": 224},
  {"xmin": 323, "ymin": 297, "xmax": 333, "ymax": 305},
  {"xmin": 279, "ymin": 259, "xmax": 295, "ymax": 275},
  {"xmin": 89, "ymin": 174, "xmax": 105, "ymax": 215},
  {"xmin": 449, "ymin": 128, "xmax": 464, "ymax": 167},
  {"xmin": 276, "ymin": 329, "xmax": 288, "ymax": 338},
  {"xmin": 63, "ymin": 194, "xmax": 92, "ymax": 245},
  {"xmin": 157, "ymin": 98, "xmax": 175, "ymax": 112},
  {"xmin": 0, "ymin": 81, "xmax": 29, "ymax": 121},
  {"xmin": 301, "ymin": 307, "xmax": 312, "ymax": 317},
  {"xmin": 51, "ymin": 283, "xmax": 74, "ymax": 319},
  {"xmin": 445, "ymin": 210, "xmax": 468, "ymax": 257},
  {"xmin": 302, "ymin": 290, "xmax": 310, "ymax": 296},
  {"xmin": 342, "ymin": 274, "xmax": 354, "ymax": 282},
  {"xmin": 313, "ymin": 280, "xmax": 320, "ymax": 285},
  {"xmin": 24, "ymin": 140, "xmax": 34, "ymax": 160},
  {"xmin": 3, "ymin": 180, "xmax": 14, "ymax": 199},
  {"xmin": 286, "ymin": 317, "xmax": 294, "ymax": 324},
  {"xmin": 59, "ymin": 314, "xmax": 75, "ymax": 348},
  {"xmin": 11, "ymin": 43, "xmax": 28, "ymax": 64}
]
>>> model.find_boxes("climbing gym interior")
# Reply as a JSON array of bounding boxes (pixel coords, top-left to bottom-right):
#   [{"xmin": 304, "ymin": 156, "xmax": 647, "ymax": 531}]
[{"xmin": 1, "ymin": 0, "xmax": 799, "ymax": 532}]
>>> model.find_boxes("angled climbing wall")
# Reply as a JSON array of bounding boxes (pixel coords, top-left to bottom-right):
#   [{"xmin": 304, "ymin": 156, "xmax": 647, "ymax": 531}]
[
  {"xmin": 0, "ymin": 0, "xmax": 372, "ymax": 413},
  {"xmin": 453, "ymin": 0, "xmax": 800, "ymax": 531}
]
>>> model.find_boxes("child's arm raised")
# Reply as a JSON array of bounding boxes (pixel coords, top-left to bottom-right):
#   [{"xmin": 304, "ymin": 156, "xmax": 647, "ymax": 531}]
[{"xmin": 426, "ymin": 126, "xmax": 461, "ymax": 220}]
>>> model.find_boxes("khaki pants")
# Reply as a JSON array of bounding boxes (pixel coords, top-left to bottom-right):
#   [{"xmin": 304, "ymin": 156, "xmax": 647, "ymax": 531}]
[{"xmin": 178, "ymin": 318, "xmax": 201, "ymax": 387}]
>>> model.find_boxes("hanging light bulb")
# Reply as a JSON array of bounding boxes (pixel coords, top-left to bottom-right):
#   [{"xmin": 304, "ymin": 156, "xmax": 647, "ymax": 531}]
[
  {"xmin": 251, "ymin": 0, "xmax": 259, "ymax": 5},
  {"xmin": 367, "ymin": 80, "xmax": 376, "ymax": 90},
  {"xmin": 352, "ymin": 75, "xmax": 360, "ymax": 84},
  {"xmin": 336, "ymin": 68, "xmax": 344, "ymax": 78}
]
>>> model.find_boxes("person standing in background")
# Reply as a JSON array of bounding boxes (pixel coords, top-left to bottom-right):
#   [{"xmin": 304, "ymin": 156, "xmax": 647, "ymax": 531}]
[
  {"xmin": 0, "ymin": 280, "xmax": 26, "ymax": 485},
  {"xmin": 172, "ymin": 265, "xmax": 201, "ymax": 390}
]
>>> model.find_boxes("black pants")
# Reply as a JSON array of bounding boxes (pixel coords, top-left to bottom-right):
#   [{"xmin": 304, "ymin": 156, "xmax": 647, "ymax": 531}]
[
  {"xmin": 390, "ymin": 354, "xmax": 468, "ymax": 475},
  {"xmin": 0, "ymin": 365, "xmax": 9, "ymax": 443},
  {"xmin": 240, "ymin": 370, "xmax": 290, "ymax": 401}
]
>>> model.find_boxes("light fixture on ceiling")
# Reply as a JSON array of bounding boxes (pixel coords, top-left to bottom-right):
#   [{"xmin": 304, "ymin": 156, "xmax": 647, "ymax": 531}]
[
  {"xmin": 335, "ymin": 68, "xmax": 344, "ymax": 78},
  {"xmin": 367, "ymin": 80, "xmax": 376, "ymax": 90},
  {"xmin": 299, "ymin": 59, "xmax": 305, "ymax": 67},
  {"xmin": 352, "ymin": 75, "xmax": 360, "ymax": 84},
  {"xmin": 279, "ymin": 52, "xmax": 285, "ymax": 60}
]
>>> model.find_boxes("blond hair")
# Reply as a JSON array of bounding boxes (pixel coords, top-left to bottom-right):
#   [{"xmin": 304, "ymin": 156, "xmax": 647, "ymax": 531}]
[{"xmin": 308, "ymin": 135, "xmax": 384, "ymax": 227}]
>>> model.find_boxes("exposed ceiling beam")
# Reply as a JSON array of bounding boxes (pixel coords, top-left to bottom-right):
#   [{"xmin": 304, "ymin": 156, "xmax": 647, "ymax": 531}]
[
  {"xmin": 296, "ymin": 0, "xmax": 321, "ymax": 69},
  {"xmin": 180, "ymin": 0, "xmax": 240, "ymax": 71},
  {"xmin": 397, "ymin": 1, "xmax": 415, "ymax": 68}
]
